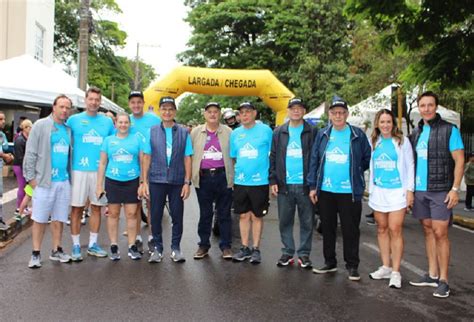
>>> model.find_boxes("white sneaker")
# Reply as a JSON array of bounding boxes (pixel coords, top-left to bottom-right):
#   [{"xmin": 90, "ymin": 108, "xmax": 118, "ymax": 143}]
[
  {"xmin": 389, "ymin": 271, "xmax": 402, "ymax": 289},
  {"xmin": 369, "ymin": 266, "xmax": 392, "ymax": 280}
]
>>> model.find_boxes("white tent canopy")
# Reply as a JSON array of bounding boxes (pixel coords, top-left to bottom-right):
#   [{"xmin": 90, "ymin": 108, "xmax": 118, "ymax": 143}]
[
  {"xmin": 348, "ymin": 84, "xmax": 460, "ymax": 135},
  {"xmin": 0, "ymin": 55, "xmax": 123, "ymax": 113}
]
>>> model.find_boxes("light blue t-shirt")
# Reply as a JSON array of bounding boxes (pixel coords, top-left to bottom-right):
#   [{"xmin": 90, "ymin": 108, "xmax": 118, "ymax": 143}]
[
  {"xmin": 50, "ymin": 123, "xmax": 70, "ymax": 182},
  {"xmin": 101, "ymin": 133, "xmax": 149, "ymax": 182},
  {"xmin": 372, "ymin": 137, "xmax": 402, "ymax": 189},
  {"xmin": 164, "ymin": 127, "xmax": 193, "ymax": 165},
  {"xmin": 230, "ymin": 123, "xmax": 273, "ymax": 186},
  {"xmin": 130, "ymin": 112, "xmax": 161, "ymax": 143},
  {"xmin": 322, "ymin": 126, "xmax": 352, "ymax": 193},
  {"xmin": 286, "ymin": 124, "xmax": 304, "ymax": 184},
  {"xmin": 0, "ymin": 132, "xmax": 8, "ymax": 168},
  {"xmin": 415, "ymin": 125, "xmax": 464, "ymax": 191},
  {"xmin": 66, "ymin": 112, "xmax": 115, "ymax": 171}
]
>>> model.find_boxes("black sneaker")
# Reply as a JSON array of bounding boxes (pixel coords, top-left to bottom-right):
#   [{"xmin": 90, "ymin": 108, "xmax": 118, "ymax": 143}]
[
  {"xmin": 366, "ymin": 213, "xmax": 376, "ymax": 226},
  {"xmin": 109, "ymin": 245, "xmax": 120, "ymax": 261},
  {"xmin": 277, "ymin": 254, "xmax": 294, "ymax": 267},
  {"xmin": 348, "ymin": 268, "xmax": 361, "ymax": 281},
  {"xmin": 298, "ymin": 256, "xmax": 312, "ymax": 269},
  {"xmin": 433, "ymin": 280, "xmax": 450, "ymax": 298},
  {"xmin": 312, "ymin": 264, "xmax": 337, "ymax": 274},
  {"xmin": 249, "ymin": 248, "xmax": 261, "ymax": 264},
  {"xmin": 232, "ymin": 246, "xmax": 252, "ymax": 262},
  {"xmin": 409, "ymin": 274, "xmax": 439, "ymax": 287},
  {"xmin": 135, "ymin": 239, "xmax": 144, "ymax": 254},
  {"xmin": 128, "ymin": 244, "xmax": 142, "ymax": 260}
]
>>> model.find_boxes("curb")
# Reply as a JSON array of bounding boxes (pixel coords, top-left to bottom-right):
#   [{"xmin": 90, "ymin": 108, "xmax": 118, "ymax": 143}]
[
  {"xmin": 0, "ymin": 216, "xmax": 32, "ymax": 248},
  {"xmin": 453, "ymin": 214, "xmax": 474, "ymax": 230}
]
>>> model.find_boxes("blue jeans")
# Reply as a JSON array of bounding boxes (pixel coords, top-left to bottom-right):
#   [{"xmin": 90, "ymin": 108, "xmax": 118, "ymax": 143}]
[
  {"xmin": 277, "ymin": 184, "xmax": 314, "ymax": 257},
  {"xmin": 195, "ymin": 172, "xmax": 232, "ymax": 250},
  {"xmin": 149, "ymin": 183, "xmax": 184, "ymax": 252}
]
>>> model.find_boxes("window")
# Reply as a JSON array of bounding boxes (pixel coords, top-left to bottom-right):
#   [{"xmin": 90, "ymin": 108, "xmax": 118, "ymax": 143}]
[{"xmin": 34, "ymin": 23, "xmax": 45, "ymax": 63}]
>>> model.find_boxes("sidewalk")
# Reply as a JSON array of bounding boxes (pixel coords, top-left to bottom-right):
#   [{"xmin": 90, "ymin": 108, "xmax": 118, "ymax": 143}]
[{"xmin": 452, "ymin": 191, "xmax": 474, "ymax": 229}]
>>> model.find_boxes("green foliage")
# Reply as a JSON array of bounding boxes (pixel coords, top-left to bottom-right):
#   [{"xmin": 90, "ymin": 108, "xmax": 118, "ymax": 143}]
[
  {"xmin": 345, "ymin": 0, "xmax": 474, "ymax": 89},
  {"xmin": 179, "ymin": 0, "xmax": 351, "ymax": 118},
  {"xmin": 54, "ymin": 0, "xmax": 156, "ymax": 110}
]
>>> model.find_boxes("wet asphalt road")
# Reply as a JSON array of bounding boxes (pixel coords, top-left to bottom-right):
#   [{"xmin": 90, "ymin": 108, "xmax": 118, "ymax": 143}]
[{"xmin": 0, "ymin": 187, "xmax": 473, "ymax": 321}]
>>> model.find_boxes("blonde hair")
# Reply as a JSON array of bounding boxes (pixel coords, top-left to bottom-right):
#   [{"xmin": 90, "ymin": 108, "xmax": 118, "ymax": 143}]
[
  {"xmin": 371, "ymin": 109, "xmax": 404, "ymax": 148},
  {"xmin": 20, "ymin": 119, "xmax": 33, "ymax": 130}
]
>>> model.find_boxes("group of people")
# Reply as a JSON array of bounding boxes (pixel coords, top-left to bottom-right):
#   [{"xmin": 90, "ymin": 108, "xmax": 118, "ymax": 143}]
[{"xmin": 4, "ymin": 87, "xmax": 465, "ymax": 300}]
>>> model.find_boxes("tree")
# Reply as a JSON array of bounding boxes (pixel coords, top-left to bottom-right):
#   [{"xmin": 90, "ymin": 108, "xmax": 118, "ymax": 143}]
[
  {"xmin": 345, "ymin": 0, "xmax": 474, "ymax": 89},
  {"xmin": 54, "ymin": 0, "xmax": 156, "ymax": 110},
  {"xmin": 179, "ymin": 0, "xmax": 351, "ymax": 122}
]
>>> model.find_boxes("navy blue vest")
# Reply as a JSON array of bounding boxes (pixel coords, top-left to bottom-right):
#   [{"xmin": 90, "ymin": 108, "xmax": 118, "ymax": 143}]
[{"xmin": 149, "ymin": 123, "xmax": 188, "ymax": 185}]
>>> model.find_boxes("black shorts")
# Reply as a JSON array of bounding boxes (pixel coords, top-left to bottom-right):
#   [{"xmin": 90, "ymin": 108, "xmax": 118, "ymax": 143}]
[
  {"xmin": 105, "ymin": 177, "xmax": 140, "ymax": 204},
  {"xmin": 233, "ymin": 184, "xmax": 269, "ymax": 217}
]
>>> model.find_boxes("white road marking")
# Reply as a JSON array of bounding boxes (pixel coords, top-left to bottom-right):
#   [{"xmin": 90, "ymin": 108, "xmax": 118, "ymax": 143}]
[
  {"xmin": 453, "ymin": 224, "xmax": 474, "ymax": 234},
  {"xmin": 2, "ymin": 188, "xmax": 18, "ymax": 204},
  {"xmin": 362, "ymin": 242, "xmax": 425, "ymax": 276}
]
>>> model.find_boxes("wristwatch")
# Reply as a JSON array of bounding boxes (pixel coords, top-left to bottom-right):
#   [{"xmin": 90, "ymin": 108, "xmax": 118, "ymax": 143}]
[
  {"xmin": 184, "ymin": 179, "xmax": 192, "ymax": 185},
  {"xmin": 451, "ymin": 187, "xmax": 459, "ymax": 192}
]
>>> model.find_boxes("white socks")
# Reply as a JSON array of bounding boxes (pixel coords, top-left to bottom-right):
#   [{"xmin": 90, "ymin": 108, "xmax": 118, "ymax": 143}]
[
  {"xmin": 71, "ymin": 234, "xmax": 80, "ymax": 246},
  {"xmin": 89, "ymin": 232, "xmax": 98, "ymax": 248}
]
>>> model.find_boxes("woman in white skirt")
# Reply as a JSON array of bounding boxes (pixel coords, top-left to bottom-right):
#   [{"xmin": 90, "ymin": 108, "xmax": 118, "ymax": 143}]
[{"xmin": 368, "ymin": 109, "xmax": 414, "ymax": 288}]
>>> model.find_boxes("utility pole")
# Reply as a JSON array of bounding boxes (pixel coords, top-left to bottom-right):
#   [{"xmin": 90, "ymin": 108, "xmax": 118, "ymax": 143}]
[
  {"xmin": 78, "ymin": 0, "xmax": 90, "ymax": 90},
  {"xmin": 134, "ymin": 42, "xmax": 140, "ymax": 90}
]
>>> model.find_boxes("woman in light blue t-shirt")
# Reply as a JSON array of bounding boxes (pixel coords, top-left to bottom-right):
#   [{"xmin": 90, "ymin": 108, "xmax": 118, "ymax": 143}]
[
  {"xmin": 97, "ymin": 113, "xmax": 149, "ymax": 261},
  {"xmin": 368, "ymin": 109, "xmax": 414, "ymax": 289}
]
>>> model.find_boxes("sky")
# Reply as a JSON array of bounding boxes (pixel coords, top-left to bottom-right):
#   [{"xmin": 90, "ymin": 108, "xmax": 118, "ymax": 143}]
[{"xmin": 111, "ymin": 0, "xmax": 192, "ymax": 81}]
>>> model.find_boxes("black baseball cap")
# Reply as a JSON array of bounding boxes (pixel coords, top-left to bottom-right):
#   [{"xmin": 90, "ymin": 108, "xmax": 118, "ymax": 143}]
[
  {"xmin": 128, "ymin": 91, "xmax": 144, "ymax": 100},
  {"xmin": 238, "ymin": 102, "xmax": 256, "ymax": 110},
  {"xmin": 288, "ymin": 98, "xmax": 305, "ymax": 109},
  {"xmin": 159, "ymin": 96, "xmax": 176, "ymax": 108},
  {"xmin": 204, "ymin": 102, "xmax": 221, "ymax": 110},
  {"xmin": 329, "ymin": 95, "xmax": 348, "ymax": 110}
]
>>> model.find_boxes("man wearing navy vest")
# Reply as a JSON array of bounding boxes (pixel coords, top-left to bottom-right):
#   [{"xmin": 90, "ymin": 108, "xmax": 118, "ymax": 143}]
[
  {"xmin": 408, "ymin": 91, "xmax": 464, "ymax": 298},
  {"xmin": 141, "ymin": 97, "xmax": 193, "ymax": 263}
]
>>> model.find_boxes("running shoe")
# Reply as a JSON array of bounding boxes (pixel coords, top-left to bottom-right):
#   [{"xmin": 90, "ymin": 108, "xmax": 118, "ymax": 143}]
[
  {"xmin": 298, "ymin": 256, "xmax": 312, "ymax": 269},
  {"xmin": 232, "ymin": 246, "xmax": 252, "ymax": 262},
  {"xmin": 128, "ymin": 245, "xmax": 142, "ymax": 260},
  {"xmin": 222, "ymin": 248, "xmax": 233, "ymax": 259},
  {"xmin": 277, "ymin": 254, "xmax": 294, "ymax": 267},
  {"xmin": 148, "ymin": 250, "xmax": 163, "ymax": 263},
  {"xmin": 348, "ymin": 268, "xmax": 361, "ymax": 281},
  {"xmin": 109, "ymin": 245, "xmax": 120, "ymax": 261},
  {"xmin": 28, "ymin": 254, "xmax": 42, "ymax": 268},
  {"xmin": 87, "ymin": 243, "xmax": 108, "ymax": 257},
  {"xmin": 389, "ymin": 271, "xmax": 402, "ymax": 289},
  {"xmin": 433, "ymin": 280, "xmax": 450, "ymax": 298},
  {"xmin": 313, "ymin": 264, "xmax": 337, "ymax": 274},
  {"xmin": 170, "ymin": 250, "xmax": 186, "ymax": 263},
  {"xmin": 369, "ymin": 266, "xmax": 392, "ymax": 280},
  {"xmin": 409, "ymin": 274, "xmax": 439, "ymax": 287},
  {"xmin": 0, "ymin": 219, "xmax": 8, "ymax": 230},
  {"xmin": 71, "ymin": 245, "xmax": 83, "ymax": 262},
  {"xmin": 135, "ymin": 239, "xmax": 144, "ymax": 254},
  {"xmin": 249, "ymin": 248, "xmax": 261, "ymax": 264},
  {"xmin": 49, "ymin": 247, "xmax": 72, "ymax": 263}
]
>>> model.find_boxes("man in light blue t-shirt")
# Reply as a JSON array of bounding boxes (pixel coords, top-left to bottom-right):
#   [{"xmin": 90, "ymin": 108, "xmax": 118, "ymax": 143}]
[
  {"xmin": 408, "ymin": 91, "xmax": 464, "ymax": 298},
  {"xmin": 128, "ymin": 91, "xmax": 161, "ymax": 253},
  {"xmin": 230, "ymin": 102, "xmax": 273, "ymax": 264},
  {"xmin": 66, "ymin": 87, "xmax": 115, "ymax": 261}
]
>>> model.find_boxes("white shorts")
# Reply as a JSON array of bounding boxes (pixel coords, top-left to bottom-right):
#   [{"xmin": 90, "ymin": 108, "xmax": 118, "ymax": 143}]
[
  {"xmin": 32, "ymin": 181, "xmax": 71, "ymax": 224},
  {"xmin": 368, "ymin": 186, "xmax": 407, "ymax": 213},
  {"xmin": 71, "ymin": 170, "xmax": 106, "ymax": 207}
]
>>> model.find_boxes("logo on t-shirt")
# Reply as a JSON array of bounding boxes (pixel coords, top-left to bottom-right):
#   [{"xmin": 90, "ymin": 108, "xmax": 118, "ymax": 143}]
[
  {"xmin": 53, "ymin": 138, "xmax": 69, "ymax": 154},
  {"xmin": 82, "ymin": 129, "xmax": 103, "ymax": 145},
  {"xmin": 374, "ymin": 153, "xmax": 396, "ymax": 170},
  {"xmin": 112, "ymin": 148, "xmax": 133, "ymax": 163},
  {"xmin": 239, "ymin": 143, "xmax": 258, "ymax": 158},
  {"xmin": 203, "ymin": 145, "xmax": 223, "ymax": 160},
  {"xmin": 287, "ymin": 141, "xmax": 302, "ymax": 158},
  {"xmin": 326, "ymin": 147, "xmax": 348, "ymax": 163},
  {"xmin": 417, "ymin": 142, "xmax": 428, "ymax": 159}
]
